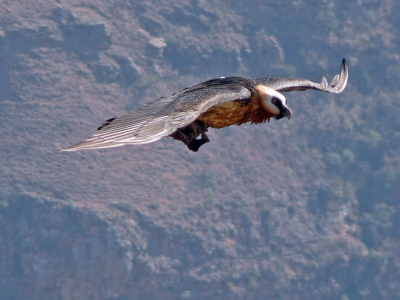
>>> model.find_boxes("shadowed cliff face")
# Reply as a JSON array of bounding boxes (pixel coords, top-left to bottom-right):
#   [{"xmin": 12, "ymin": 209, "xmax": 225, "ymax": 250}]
[{"xmin": 1, "ymin": 1, "xmax": 400, "ymax": 299}]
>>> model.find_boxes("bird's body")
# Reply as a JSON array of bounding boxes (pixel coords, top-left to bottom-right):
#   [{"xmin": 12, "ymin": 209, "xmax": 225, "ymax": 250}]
[
  {"xmin": 196, "ymin": 85, "xmax": 277, "ymax": 127},
  {"xmin": 64, "ymin": 59, "xmax": 348, "ymax": 152}
]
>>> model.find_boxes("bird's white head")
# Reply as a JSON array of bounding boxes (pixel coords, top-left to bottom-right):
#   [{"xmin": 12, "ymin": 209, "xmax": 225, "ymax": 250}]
[{"xmin": 256, "ymin": 85, "xmax": 292, "ymax": 120}]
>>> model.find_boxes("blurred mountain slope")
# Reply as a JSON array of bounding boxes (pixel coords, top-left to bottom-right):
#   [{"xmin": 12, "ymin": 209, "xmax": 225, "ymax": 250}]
[{"xmin": 0, "ymin": 0, "xmax": 399, "ymax": 299}]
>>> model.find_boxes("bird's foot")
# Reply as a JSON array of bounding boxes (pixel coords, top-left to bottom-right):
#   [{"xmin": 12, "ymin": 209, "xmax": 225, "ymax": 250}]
[{"xmin": 188, "ymin": 130, "xmax": 210, "ymax": 152}]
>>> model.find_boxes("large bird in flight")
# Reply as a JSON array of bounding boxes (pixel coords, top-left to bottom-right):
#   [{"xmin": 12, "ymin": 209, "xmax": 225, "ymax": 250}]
[{"xmin": 64, "ymin": 59, "xmax": 348, "ymax": 152}]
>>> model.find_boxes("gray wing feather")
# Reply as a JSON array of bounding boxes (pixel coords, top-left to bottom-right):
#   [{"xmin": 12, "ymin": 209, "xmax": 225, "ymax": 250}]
[
  {"xmin": 63, "ymin": 81, "xmax": 252, "ymax": 151},
  {"xmin": 256, "ymin": 59, "xmax": 348, "ymax": 94}
]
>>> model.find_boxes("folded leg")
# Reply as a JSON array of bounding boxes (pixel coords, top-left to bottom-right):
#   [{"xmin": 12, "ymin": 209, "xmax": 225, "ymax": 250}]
[{"xmin": 169, "ymin": 121, "xmax": 210, "ymax": 152}]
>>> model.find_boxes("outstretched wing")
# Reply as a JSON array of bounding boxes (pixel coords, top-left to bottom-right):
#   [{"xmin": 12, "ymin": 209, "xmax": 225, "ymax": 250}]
[
  {"xmin": 63, "ymin": 78, "xmax": 253, "ymax": 151},
  {"xmin": 257, "ymin": 59, "xmax": 348, "ymax": 93}
]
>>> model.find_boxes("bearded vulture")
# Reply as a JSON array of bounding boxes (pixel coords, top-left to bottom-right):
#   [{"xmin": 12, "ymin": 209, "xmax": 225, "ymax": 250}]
[{"xmin": 64, "ymin": 59, "xmax": 348, "ymax": 152}]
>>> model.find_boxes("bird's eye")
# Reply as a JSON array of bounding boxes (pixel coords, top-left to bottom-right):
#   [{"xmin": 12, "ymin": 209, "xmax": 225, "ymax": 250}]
[{"xmin": 271, "ymin": 97, "xmax": 279, "ymax": 105}]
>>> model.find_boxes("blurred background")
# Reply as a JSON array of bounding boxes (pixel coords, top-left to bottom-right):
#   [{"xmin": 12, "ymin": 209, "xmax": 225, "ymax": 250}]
[{"xmin": 0, "ymin": 0, "xmax": 399, "ymax": 299}]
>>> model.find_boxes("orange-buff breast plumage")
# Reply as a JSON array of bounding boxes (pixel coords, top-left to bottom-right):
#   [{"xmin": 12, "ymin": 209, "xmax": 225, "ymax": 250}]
[{"xmin": 197, "ymin": 86, "xmax": 273, "ymax": 128}]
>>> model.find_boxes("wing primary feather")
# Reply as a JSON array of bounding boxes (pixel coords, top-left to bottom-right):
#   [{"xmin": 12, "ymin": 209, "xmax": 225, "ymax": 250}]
[
  {"xmin": 320, "ymin": 76, "xmax": 328, "ymax": 88},
  {"xmin": 330, "ymin": 74, "xmax": 339, "ymax": 86}
]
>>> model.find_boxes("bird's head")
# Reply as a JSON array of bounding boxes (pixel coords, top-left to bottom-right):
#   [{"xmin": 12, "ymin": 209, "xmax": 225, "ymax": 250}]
[{"xmin": 256, "ymin": 85, "xmax": 292, "ymax": 120}]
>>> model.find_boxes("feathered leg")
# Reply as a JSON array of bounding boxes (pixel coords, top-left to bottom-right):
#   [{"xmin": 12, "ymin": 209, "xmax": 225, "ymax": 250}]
[{"xmin": 170, "ymin": 121, "xmax": 210, "ymax": 151}]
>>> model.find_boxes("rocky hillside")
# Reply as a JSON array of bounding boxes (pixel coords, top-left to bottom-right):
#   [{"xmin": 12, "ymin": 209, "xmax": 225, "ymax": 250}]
[{"xmin": 1, "ymin": 0, "xmax": 399, "ymax": 299}]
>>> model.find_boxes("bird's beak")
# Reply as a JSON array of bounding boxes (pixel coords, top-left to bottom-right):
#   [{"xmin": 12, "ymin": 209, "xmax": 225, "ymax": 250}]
[
  {"xmin": 283, "ymin": 106, "xmax": 292, "ymax": 120},
  {"xmin": 275, "ymin": 106, "xmax": 292, "ymax": 120}
]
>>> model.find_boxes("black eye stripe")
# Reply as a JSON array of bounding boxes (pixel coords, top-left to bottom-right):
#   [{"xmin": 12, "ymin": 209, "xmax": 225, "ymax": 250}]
[
  {"xmin": 272, "ymin": 97, "xmax": 285, "ymax": 111},
  {"xmin": 272, "ymin": 97, "xmax": 287, "ymax": 107}
]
